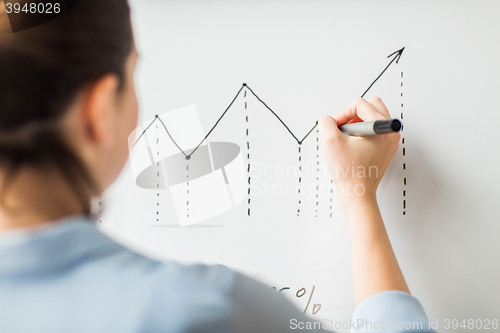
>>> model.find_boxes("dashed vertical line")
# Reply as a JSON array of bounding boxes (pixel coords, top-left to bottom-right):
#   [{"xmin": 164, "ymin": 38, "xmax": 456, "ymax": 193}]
[
  {"xmin": 297, "ymin": 144, "xmax": 302, "ymax": 216},
  {"xmin": 245, "ymin": 89, "xmax": 251, "ymax": 217},
  {"xmin": 186, "ymin": 164, "xmax": 190, "ymax": 218},
  {"xmin": 156, "ymin": 124, "xmax": 160, "ymax": 222},
  {"xmin": 330, "ymin": 179, "xmax": 333, "ymax": 218},
  {"xmin": 98, "ymin": 195, "xmax": 103, "ymax": 223},
  {"xmin": 401, "ymin": 71, "xmax": 406, "ymax": 216},
  {"xmin": 315, "ymin": 130, "xmax": 319, "ymax": 218}
]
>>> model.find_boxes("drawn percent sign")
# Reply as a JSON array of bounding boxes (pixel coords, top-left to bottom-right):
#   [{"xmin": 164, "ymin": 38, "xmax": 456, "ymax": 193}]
[
  {"xmin": 272, "ymin": 285, "xmax": 321, "ymax": 315},
  {"xmin": 128, "ymin": 105, "xmax": 247, "ymax": 226}
]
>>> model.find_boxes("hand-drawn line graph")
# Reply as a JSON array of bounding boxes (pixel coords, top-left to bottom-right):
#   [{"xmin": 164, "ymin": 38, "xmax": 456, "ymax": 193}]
[
  {"xmin": 132, "ymin": 47, "xmax": 405, "ymax": 159},
  {"xmin": 129, "ymin": 47, "xmax": 405, "ymax": 225}
]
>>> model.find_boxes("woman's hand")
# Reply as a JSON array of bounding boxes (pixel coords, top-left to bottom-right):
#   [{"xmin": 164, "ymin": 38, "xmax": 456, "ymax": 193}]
[
  {"xmin": 318, "ymin": 97, "xmax": 400, "ymax": 202},
  {"xmin": 319, "ymin": 97, "xmax": 409, "ymax": 306}
]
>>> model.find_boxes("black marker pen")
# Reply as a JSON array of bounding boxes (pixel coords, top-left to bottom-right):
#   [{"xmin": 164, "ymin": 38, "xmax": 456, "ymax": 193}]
[{"xmin": 339, "ymin": 119, "xmax": 402, "ymax": 136}]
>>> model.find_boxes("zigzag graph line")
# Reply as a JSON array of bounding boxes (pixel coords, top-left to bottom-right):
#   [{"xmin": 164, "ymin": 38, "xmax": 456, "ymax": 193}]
[{"xmin": 133, "ymin": 47, "xmax": 405, "ymax": 159}]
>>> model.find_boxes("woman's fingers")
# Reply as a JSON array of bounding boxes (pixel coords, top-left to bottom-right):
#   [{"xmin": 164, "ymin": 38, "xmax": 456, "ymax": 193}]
[
  {"xmin": 368, "ymin": 97, "xmax": 391, "ymax": 119},
  {"xmin": 347, "ymin": 116, "xmax": 363, "ymax": 124},
  {"xmin": 318, "ymin": 115, "xmax": 345, "ymax": 145},
  {"xmin": 334, "ymin": 98, "xmax": 388, "ymax": 126}
]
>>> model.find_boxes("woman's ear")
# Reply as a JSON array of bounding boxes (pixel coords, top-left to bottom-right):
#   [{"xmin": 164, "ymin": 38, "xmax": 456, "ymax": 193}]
[{"xmin": 82, "ymin": 74, "xmax": 120, "ymax": 147}]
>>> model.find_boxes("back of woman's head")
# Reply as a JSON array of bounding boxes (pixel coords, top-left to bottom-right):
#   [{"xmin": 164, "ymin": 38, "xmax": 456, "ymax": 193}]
[{"xmin": 0, "ymin": 0, "xmax": 133, "ymax": 214}]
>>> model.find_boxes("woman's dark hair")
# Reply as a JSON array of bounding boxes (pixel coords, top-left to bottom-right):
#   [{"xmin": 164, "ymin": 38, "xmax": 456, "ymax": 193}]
[{"xmin": 0, "ymin": 0, "xmax": 133, "ymax": 215}]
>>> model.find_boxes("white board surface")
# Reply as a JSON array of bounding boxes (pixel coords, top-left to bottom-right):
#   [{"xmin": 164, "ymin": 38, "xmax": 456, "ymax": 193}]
[{"xmin": 100, "ymin": 1, "xmax": 500, "ymax": 331}]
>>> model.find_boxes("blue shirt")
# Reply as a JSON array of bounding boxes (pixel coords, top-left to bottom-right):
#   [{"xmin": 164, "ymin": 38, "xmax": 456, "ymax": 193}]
[{"xmin": 0, "ymin": 215, "xmax": 435, "ymax": 332}]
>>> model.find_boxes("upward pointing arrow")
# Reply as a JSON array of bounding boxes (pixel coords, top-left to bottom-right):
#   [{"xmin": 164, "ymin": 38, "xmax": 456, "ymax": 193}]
[
  {"xmin": 388, "ymin": 47, "xmax": 405, "ymax": 64},
  {"xmin": 361, "ymin": 47, "xmax": 405, "ymax": 98}
]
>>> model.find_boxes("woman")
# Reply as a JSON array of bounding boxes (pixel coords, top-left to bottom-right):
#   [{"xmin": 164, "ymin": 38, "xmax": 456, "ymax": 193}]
[{"xmin": 0, "ymin": 0, "xmax": 434, "ymax": 332}]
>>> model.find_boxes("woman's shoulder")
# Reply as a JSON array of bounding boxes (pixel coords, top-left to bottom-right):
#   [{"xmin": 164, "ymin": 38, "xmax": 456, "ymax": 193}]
[
  {"xmin": 85, "ymin": 221, "xmax": 238, "ymax": 332},
  {"xmin": 64, "ymin": 217, "xmax": 237, "ymax": 296},
  {"xmin": 0, "ymin": 216, "xmax": 238, "ymax": 333},
  {"xmin": 88, "ymin": 223, "xmax": 236, "ymax": 292}
]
